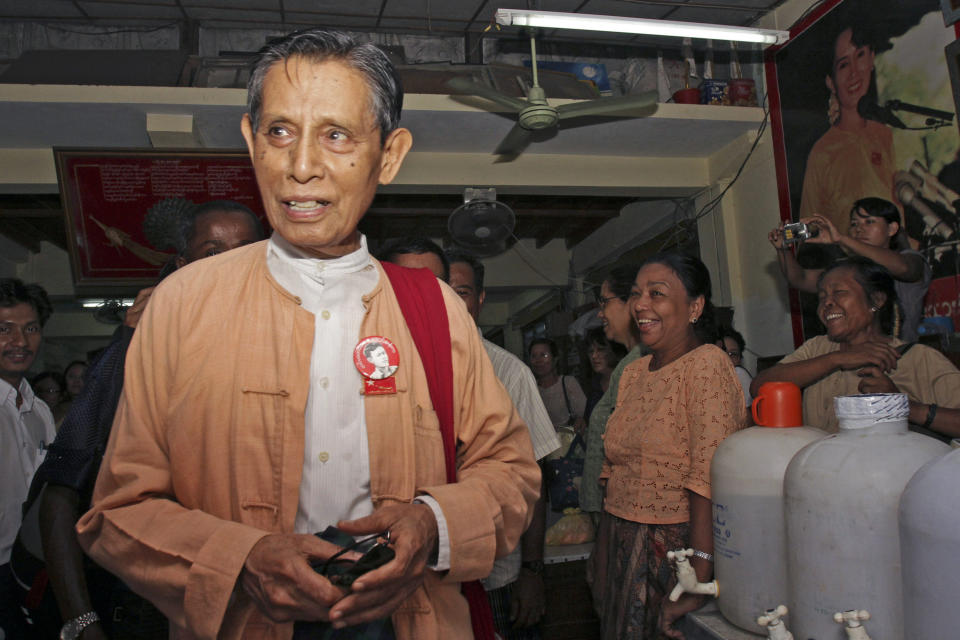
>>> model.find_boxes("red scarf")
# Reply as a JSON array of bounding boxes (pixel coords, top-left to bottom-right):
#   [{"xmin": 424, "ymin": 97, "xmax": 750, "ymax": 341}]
[{"xmin": 382, "ymin": 262, "xmax": 495, "ymax": 640}]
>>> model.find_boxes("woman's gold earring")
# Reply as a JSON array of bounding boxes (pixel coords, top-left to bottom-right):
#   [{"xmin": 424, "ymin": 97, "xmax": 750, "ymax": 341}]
[
  {"xmin": 827, "ymin": 90, "xmax": 839, "ymax": 125},
  {"xmin": 870, "ymin": 306, "xmax": 878, "ymax": 313}
]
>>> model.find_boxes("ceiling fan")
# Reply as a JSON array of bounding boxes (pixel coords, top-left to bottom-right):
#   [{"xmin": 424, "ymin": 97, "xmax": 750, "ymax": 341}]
[{"xmin": 446, "ymin": 35, "xmax": 658, "ymax": 158}]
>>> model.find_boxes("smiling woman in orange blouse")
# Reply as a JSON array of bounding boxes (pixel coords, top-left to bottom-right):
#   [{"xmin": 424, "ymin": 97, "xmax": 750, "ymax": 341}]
[{"xmin": 592, "ymin": 252, "xmax": 746, "ymax": 639}]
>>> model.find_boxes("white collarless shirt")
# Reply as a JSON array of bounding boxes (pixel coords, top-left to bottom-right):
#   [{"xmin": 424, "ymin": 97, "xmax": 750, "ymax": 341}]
[
  {"xmin": 267, "ymin": 234, "xmax": 450, "ymax": 568},
  {"xmin": 0, "ymin": 377, "xmax": 55, "ymax": 562},
  {"xmin": 266, "ymin": 234, "xmax": 380, "ymax": 534}
]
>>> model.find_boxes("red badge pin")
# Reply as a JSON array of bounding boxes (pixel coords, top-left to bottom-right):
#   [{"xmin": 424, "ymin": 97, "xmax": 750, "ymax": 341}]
[{"xmin": 354, "ymin": 336, "xmax": 399, "ymax": 395}]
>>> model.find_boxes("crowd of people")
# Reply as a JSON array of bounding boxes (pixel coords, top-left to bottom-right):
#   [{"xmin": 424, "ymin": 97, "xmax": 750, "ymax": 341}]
[
  {"xmin": 3, "ymin": 25, "xmax": 960, "ymax": 640},
  {"xmin": 31, "ymin": 361, "xmax": 87, "ymax": 427}
]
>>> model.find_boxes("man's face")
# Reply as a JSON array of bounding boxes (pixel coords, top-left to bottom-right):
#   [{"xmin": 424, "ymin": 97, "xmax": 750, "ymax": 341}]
[
  {"xmin": 368, "ymin": 345, "xmax": 390, "ymax": 368},
  {"xmin": 177, "ymin": 209, "xmax": 263, "ymax": 266},
  {"xmin": 0, "ymin": 303, "xmax": 42, "ymax": 387},
  {"xmin": 241, "ymin": 56, "xmax": 411, "ymax": 259},
  {"xmin": 448, "ymin": 261, "xmax": 485, "ymax": 322},
  {"xmin": 390, "ymin": 252, "xmax": 446, "ymax": 280}
]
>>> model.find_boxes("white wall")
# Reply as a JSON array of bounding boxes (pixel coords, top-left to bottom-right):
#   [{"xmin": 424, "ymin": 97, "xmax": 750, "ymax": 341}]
[
  {"xmin": 479, "ymin": 239, "xmax": 571, "ymax": 357},
  {"xmin": 4, "ymin": 240, "xmax": 116, "ymax": 373},
  {"xmin": 16, "ymin": 241, "xmax": 75, "ymax": 297},
  {"xmin": 699, "ymin": 129, "xmax": 795, "ymax": 373},
  {"xmin": 571, "ymin": 198, "xmax": 691, "ymax": 276},
  {"xmin": 695, "ymin": 0, "xmax": 822, "ymax": 370},
  {"xmin": 0, "ymin": 235, "xmax": 29, "ymax": 278},
  {"xmin": 756, "ymin": 0, "xmax": 820, "ymax": 31}
]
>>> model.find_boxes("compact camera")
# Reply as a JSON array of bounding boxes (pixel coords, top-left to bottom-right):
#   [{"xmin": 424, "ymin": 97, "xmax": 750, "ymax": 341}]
[
  {"xmin": 311, "ymin": 526, "xmax": 395, "ymax": 588},
  {"xmin": 782, "ymin": 221, "xmax": 818, "ymax": 245}
]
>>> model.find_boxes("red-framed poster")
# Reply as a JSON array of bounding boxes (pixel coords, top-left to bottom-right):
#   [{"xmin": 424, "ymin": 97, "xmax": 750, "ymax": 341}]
[
  {"xmin": 764, "ymin": 0, "xmax": 960, "ymax": 344},
  {"xmin": 55, "ymin": 148, "xmax": 264, "ymax": 293}
]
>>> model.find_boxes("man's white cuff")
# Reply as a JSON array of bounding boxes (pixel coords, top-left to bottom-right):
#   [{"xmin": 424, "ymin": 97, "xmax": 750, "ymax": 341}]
[{"xmin": 413, "ymin": 496, "xmax": 450, "ymax": 571}]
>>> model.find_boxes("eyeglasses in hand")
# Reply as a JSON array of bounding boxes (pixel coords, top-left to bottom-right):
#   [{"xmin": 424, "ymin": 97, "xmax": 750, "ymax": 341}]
[{"xmin": 312, "ymin": 527, "xmax": 395, "ymax": 588}]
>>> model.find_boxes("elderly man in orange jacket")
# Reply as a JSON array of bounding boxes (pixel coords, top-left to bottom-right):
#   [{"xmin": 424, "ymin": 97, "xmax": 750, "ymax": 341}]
[{"xmin": 78, "ymin": 28, "xmax": 539, "ymax": 640}]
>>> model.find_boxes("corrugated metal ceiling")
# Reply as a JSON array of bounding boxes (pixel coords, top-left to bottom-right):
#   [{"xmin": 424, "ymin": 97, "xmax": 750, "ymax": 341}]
[{"xmin": 1, "ymin": 0, "xmax": 786, "ymax": 44}]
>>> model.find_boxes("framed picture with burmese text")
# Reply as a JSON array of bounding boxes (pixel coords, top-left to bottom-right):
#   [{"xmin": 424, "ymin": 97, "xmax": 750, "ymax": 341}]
[{"xmin": 55, "ymin": 148, "xmax": 264, "ymax": 294}]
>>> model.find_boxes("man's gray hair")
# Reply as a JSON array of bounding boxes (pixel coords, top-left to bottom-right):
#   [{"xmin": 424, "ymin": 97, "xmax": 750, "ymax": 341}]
[
  {"xmin": 246, "ymin": 29, "xmax": 403, "ymax": 143},
  {"xmin": 363, "ymin": 341, "xmax": 385, "ymax": 359}
]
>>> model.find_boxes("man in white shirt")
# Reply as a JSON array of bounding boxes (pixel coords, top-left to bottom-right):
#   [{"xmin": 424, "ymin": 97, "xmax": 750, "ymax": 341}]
[
  {"xmin": 445, "ymin": 249, "xmax": 560, "ymax": 639},
  {"xmin": 0, "ymin": 278, "xmax": 56, "ymax": 638},
  {"xmin": 78, "ymin": 29, "xmax": 539, "ymax": 640}
]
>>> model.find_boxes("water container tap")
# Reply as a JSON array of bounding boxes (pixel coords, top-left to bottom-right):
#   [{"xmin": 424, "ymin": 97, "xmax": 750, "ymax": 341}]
[
  {"xmin": 833, "ymin": 609, "xmax": 872, "ymax": 639},
  {"xmin": 666, "ymin": 548, "xmax": 718, "ymax": 602},
  {"xmin": 756, "ymin": 605, "xmax": 793, "ymax": 640}
]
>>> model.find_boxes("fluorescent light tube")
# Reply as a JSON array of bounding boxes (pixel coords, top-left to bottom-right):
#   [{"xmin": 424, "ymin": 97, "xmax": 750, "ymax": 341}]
[
  {"xmin": 495, "ymin": 9, "xmax": 789, "ymax": 46},
  {"xmin": 81, "ymin": 298, "xmax": 135, "ymax": 308}
]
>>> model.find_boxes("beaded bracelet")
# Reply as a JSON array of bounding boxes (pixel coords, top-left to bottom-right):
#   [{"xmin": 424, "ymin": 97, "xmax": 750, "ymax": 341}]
[{"xmin": 691, "ymin": 549, "xmax": 714, "ymax": 563}]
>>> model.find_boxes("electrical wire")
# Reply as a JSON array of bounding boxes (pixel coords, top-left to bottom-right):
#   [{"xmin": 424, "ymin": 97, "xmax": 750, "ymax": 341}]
[
  {"xmin": 790, "ymin": 0, "xmax": 830, "ymax": 31},
  {"xmin": 692, "ymin": 96, "xmax": 770, "ymax": 224},
  {"xmin": 503, "ymin": 233, "xmax": 569, "ymax": 288}
]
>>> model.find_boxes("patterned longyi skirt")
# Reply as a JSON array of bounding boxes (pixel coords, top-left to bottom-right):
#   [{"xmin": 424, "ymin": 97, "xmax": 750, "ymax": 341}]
[{"xmin": 587, "ymin": 512, "xmax": 688, "ymax": 640}]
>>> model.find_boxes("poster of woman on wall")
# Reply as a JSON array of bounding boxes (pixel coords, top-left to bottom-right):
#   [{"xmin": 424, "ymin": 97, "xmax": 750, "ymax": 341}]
[{"xmin": 768, "ymin": 0, "xmax": 960, "ymax": 339}]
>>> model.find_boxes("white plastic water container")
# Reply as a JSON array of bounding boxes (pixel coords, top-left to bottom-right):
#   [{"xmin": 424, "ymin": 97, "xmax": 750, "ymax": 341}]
[
  {"xmin": 784, "ymin": 394, "xmax": 949, "ymax": 640},
  {"xmin": 711, "ymin": 422, "xmax": 825, "ymax": 633},
  {"xmin": 899, "ymin": 447, "xmax": 959, "ymax": 639}
]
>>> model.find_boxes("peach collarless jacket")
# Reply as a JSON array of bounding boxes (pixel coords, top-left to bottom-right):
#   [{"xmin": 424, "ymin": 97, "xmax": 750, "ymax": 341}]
[{"xmin": 77, "ymin": 241, "xmax": 539, "ymax": 640}]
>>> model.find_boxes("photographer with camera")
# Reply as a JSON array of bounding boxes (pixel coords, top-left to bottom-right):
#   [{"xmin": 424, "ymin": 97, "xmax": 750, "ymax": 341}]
[{"xmin": 769, "ymin": 197, "xmax": 930, "ymax": 341}]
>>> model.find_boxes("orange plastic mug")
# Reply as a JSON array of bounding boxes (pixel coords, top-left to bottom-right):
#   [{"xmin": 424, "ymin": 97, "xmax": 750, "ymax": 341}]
[{"xmin": 751, "ymin": 381, "xmax": 803, "ymax": 427}]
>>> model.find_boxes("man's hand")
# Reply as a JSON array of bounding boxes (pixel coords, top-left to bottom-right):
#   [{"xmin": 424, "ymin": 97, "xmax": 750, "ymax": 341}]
[
  {"xmin": 510, "ymin": 569, "xmax": 546, "ymax": 628},
  {"xmin": 571, "ymin": 416, "xmax": 587, "ymax": 436},
  {"xmin": 124, "ymin": 287, "xmax": 155, "ymax": 328},
  {"xmin": 240, "ymin": 533, "xmax": 352, "ymax": 623},
  {"xmin": 77, "ymin": 621, "xmax": 108, "ymax": 640},
  {"xmin": 328, "ymin": 502, "xmax": 438, "ymax": 628}
]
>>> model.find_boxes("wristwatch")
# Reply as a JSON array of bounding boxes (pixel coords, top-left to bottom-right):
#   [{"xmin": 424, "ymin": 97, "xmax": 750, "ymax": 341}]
[
  {"xmin": 522, "ymin": 559, "xmax": 545, "ymax": 575},
  {"xmin": 60, "ymin": 611, "xmax": 99, "ymax": 640}
]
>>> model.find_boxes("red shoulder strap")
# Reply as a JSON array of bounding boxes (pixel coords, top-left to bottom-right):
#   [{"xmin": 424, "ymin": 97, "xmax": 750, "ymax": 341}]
[
  {"xmin": 381, "ymin": 262, "xmax": 456, "ymax": 482},
  {"xmin": 381, "ymin": 262, "xmax": 496, "ymax": 640}
]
